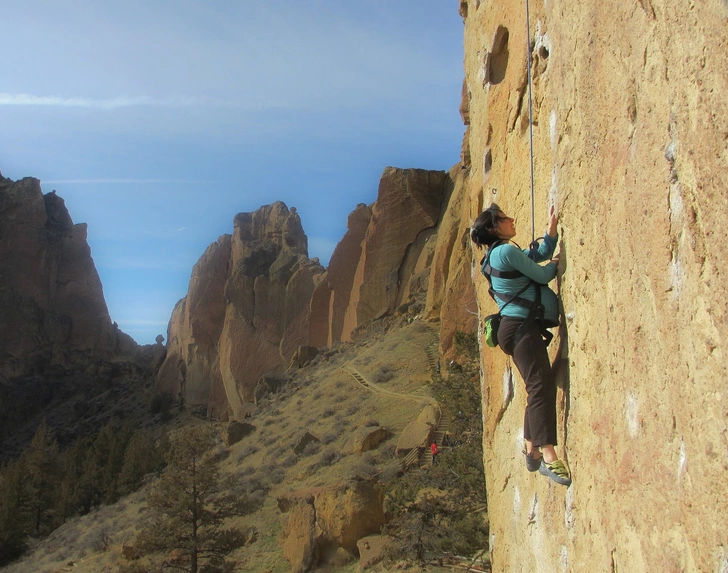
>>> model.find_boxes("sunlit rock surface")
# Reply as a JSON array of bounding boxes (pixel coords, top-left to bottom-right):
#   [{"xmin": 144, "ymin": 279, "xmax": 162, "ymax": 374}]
[{"xmin": 462, "ymin": 1, "xmax": 728, "ymax": 570}]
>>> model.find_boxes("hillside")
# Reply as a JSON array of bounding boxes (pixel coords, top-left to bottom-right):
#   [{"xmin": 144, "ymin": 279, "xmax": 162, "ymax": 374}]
[{"xmin": 2, "ymin": 317, "xmax": 487, "ymax": 573}]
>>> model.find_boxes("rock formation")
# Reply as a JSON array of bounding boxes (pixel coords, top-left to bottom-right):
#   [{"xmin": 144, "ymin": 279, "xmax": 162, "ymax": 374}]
[
  {"xmin": 307, "ymin": 166, "xmax": 477, "ymax": 355},
  {"xmin": 158, "ymin": 168, "xmax": 480, "ymax": 419},
  {"xmin": 279, "ymin": 480, "xmax": 387, "ymax": 571},
  {"xmin": 157, "ymin": 202, "xmax": 325, "ymax": 419},
  {"xmin": 462, "ymin": 1, "xmax": 728, "ymax": 570},
  {"xmin": 0, "ymin": 174, "xmax": 136, "ymax": 380}
]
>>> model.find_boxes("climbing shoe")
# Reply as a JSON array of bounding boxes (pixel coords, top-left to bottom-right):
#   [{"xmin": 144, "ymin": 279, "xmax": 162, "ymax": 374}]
[
  {"xmin": 539, "ymin": 459, "xmax": 572, "ymax": 486},
  {"xmin": 523, "ymin": 450, "xmax": 542, "ymax": 472}
]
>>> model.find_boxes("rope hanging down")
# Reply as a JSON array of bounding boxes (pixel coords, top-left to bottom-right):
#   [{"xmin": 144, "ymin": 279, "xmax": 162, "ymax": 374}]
[
  {"xmin": 525, "ymin": 0, "xmax": 536, "ymax": 249},
  {"xmin": 525, "ymin": 0, "xmax": 546, "ymax": 260}
]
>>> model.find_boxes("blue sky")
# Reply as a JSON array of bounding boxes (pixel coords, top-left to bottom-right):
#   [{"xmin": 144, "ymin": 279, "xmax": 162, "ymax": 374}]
[{"xmin": 1, "ymin": 1, "xmax": 465, "ymax": 344}]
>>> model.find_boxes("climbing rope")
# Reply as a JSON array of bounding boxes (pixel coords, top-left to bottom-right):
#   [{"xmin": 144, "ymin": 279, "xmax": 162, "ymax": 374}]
[{"xmin": 525, "ymin": 0, "xmax": 536, "ymax": 250}]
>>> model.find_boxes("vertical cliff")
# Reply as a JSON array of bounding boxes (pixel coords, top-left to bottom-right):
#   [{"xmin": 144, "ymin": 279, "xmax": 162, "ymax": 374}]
[
  {"xmin": 462, "ymin": 0, "xmax": 728, "ymax": 571},
  {"xmin": 0, "ymin": 175, "xmax": 136, "ymax": 379},
  {"xmin": 157, "ymin": 202, "xmax": 326, "ymax": 419}
]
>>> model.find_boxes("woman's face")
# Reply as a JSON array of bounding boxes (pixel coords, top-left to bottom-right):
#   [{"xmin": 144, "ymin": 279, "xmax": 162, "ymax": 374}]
[{"xmin": 495, "ymin": 211, "xmax": 516, "ymax": 239}]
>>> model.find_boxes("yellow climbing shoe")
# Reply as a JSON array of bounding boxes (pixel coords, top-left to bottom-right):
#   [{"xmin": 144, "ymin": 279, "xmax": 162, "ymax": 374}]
[{"xmin": 539, "ymin": 459, "xmax": 572, "ymax": 486}]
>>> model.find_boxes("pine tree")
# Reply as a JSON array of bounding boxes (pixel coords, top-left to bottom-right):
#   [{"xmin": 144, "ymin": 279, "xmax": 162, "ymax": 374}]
[
  {"xmin": 118, "ymin": 431, "xmax": 165, "ymax": 495},
  {"xmin": 0, "ymin": 459, "xmax": 30, "ymax": 565},
  {"xmin": 20, "ymin": 420, "xmax": 60, "ymax": 536},
  {"xmin": 137, "ymin": 425, "xmax": 247, "ymax": 573},
  {"xmin": 56, "ymin": 436, "xmax": 92, "ymax": 519}
]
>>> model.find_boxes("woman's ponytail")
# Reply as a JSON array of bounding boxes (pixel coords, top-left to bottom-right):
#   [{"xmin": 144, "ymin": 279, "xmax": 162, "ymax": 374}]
[{"xmin": 470, "ymin": 203, "xmax": 502, "ymax": 249}]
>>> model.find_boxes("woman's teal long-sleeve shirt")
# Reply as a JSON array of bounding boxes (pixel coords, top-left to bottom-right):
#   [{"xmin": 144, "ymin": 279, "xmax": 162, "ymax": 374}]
[{"xmin": 480, "ymin": 235, "xmax": 559, "ymax": 324}]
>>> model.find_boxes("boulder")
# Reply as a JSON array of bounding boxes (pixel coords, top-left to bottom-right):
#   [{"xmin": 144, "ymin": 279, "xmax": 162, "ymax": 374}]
[
  {"xmin": 395, "ymin": 405, "xmax": 439, "ymax": 456},
  {"xmin": 312, "ymin": 479, "xmax": 386, "ymax": 552},
  {"xmin": 348, "ymin": 426, "xmax": 391, "ymax": 455},
  {"xmin": 221, "ymin": 421, "xmax": 255, "ymax": 447},
  {"xmin": 279, "ymin": 480, "xmax": 387, "ymax": 564},
  {"xmin": 254, "ymin": 371, "xmax": 290, "ymax": 404},
  {"xmin": 325, "ymin": 546, "xmax": 356, "ymax": 567},
  {"xmin": 280, "ymin": 495, "xmax": 318, "ymax": 573},
  {"xmin": 293, "ymin": 432, "xmax": 320, "ymax": 455}
]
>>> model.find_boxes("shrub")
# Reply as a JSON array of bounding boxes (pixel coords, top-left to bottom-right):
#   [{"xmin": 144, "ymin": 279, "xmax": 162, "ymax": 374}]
[
  {"xmin": 300, "ymin": 441, "xmax": 321, "ymax": 457},
  {"xmin": 317, "ymin": 448, "xmax": 342, "ymax": 468},
  {"xmin": 322, "ymin": 408, "xmax": 335, "ymax": 418},
  {"xmin": 372, "ymin": 365, "xmax": 394, "ymax": 384},
  {"xmin": 239, "ymin": 445, "xmax": 259, "ymax": 458}
]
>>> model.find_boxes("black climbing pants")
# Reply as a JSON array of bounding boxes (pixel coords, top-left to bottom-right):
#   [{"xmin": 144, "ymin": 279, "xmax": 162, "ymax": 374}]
[{"xmin": 498, "ymin": 316, "xmax": 557, "ymax": 448}]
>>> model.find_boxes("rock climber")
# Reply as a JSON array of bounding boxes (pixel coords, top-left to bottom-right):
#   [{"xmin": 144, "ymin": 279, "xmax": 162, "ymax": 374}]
[{"xmin": 470, "ymin": 203, "xmax": 571, "ymax": 486}]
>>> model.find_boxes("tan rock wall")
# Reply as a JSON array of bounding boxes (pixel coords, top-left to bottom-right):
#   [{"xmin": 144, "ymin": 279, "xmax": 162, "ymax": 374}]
[
  {"xmin": 424, "ymin": 166, "xmax": 478, "ymax": 358},
  {"xmin": 462, "ymin": 1, "xmax": 728, "ymax": 571},
  {"xmin": 353, "ymin": 167, "xmax": 447, "ymax": 325},
  {"xmin": 156, "ymin": 202, "xmax": 326, "ymax": 418}
]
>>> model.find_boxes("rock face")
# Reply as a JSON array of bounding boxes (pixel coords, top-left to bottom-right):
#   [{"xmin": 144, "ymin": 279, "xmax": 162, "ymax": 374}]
[
  {"xmin": 279, "ymin": 480, "xmax": 387, "ymax": 571},
  {"xmin": 353, "ymin": 168, "xmax": 447, "ymax": 326},
  {"xmin": 156, "ymin": 202, "xmax": 325, "ymax": 419},
  {"xmin": 0, "ymin": 175, "xmax": 136, "ymax": 379},
  {"xmin": 308, "ymin": 166, "xmax": 477, "ymax": 352},
  {"xmin": 158, "ymin": 169, "xmax": 480, "ymax": 419},
  {"xmin": 462, "ymin": 1, "xmax": 728, "ymax": 571},
  {"xmin": 281, "ymin": 495, "xmax": 318, "ymax": 573}
]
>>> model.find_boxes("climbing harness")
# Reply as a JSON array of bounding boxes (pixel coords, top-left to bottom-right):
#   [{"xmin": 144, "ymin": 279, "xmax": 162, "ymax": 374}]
[{"xmin": 480, "ymin": 240, "xmax": 554, "ymax": 347}]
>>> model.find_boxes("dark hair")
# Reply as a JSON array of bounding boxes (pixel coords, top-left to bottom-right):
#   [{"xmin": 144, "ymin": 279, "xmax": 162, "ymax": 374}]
[{"xmin": 470, "ymin": 203, "xmax": 503, "ymax": 249}]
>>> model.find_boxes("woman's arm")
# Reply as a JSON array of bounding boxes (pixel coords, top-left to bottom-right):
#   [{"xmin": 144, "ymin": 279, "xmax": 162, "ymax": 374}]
[
  {"xmin": 528, "ymin": 205, "xmax": 559, "ymax": 262},
  {"xmin": 500, "ymin": 244, "xmax": 558, "ymax": 284}
]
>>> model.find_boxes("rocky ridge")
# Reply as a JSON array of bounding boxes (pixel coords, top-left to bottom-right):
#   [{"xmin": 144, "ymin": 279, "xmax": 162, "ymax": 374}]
[
  {"xmin": 0, "ymin": 174, "xmax": 137, "ymax": 380},
  {"xmin": 158, "ymin": 167, "xmax": 478, "ymax": 421}
]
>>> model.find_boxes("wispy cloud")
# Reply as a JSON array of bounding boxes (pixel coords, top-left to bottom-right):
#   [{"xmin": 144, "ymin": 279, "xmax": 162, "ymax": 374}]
[
  {"xmin": 0, "ymin": 92, "xmax": 196, "ymax": 109},
  {"xmin": 42, "ymin": 178, "xmax": 213, "ymax": 184}
]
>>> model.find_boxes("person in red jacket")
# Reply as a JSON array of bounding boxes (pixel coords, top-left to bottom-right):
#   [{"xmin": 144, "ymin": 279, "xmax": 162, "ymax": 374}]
[{"xmin": 430, "ymin": 441, "xmax": 438, "ymax": 464}]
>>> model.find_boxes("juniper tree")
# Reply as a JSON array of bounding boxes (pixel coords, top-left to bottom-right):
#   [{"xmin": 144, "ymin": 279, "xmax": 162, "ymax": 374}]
[
  {"xmin": 137, "ymin": 425, "xmax": 247, "ymax": 573},
  {"xmin": 118, "ymin": 431, "xmax": 165, "ymax": 495},
  {"xmin": 0, "ymin": 459, "xmax": 29, "ymax": 565},
  {"xmin": 20, "ymin": 420, "xmax": 60, "ymax": 536}
]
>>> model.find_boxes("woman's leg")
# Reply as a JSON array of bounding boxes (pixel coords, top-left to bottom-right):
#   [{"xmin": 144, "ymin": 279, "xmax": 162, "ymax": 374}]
[{"xmin": 508, "ymin": 323, "xmax": 558, "ymax": 451}]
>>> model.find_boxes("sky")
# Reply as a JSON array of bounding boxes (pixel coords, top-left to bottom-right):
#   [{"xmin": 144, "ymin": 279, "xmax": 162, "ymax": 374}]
[{"xmin": 1, "ymin": 1, "xmax": 466, "ymax": 344}]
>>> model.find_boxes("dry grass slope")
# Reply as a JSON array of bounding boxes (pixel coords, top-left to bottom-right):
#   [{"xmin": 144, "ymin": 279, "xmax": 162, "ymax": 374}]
[{"xmin": 2, "ymin": 317, "xmax": 450, "ymax": 573}]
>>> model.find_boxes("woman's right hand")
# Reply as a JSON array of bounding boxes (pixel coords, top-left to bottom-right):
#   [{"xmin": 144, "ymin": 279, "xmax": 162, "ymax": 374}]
[{"xmin": 547, "ymin": 205, "xmax": 558, "ymax": 237}]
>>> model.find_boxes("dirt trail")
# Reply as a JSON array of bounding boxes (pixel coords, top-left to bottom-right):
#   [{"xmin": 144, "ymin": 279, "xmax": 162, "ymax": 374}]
[{"xmin": 340, "ymin": 365, "xmax": 437, "ymax": 406}]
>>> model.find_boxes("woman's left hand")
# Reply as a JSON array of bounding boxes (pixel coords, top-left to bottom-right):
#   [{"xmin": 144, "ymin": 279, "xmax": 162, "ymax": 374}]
[{"xmin": 547, "ymin": 205, "xmax": 558, "ymax": 237}]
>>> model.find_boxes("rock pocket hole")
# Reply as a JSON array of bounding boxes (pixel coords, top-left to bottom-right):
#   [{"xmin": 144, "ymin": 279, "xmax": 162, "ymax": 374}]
[
  {"xmin": 539, "ymin": 45, "xmax": 549, "ymax": 59},
  {"xmin": 488, "ymin": 26, "xmax": 509, "ymax": 85},
  {"xmin": 483, "ymin": 148, "xmax": 493, "ymax": 176}
]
